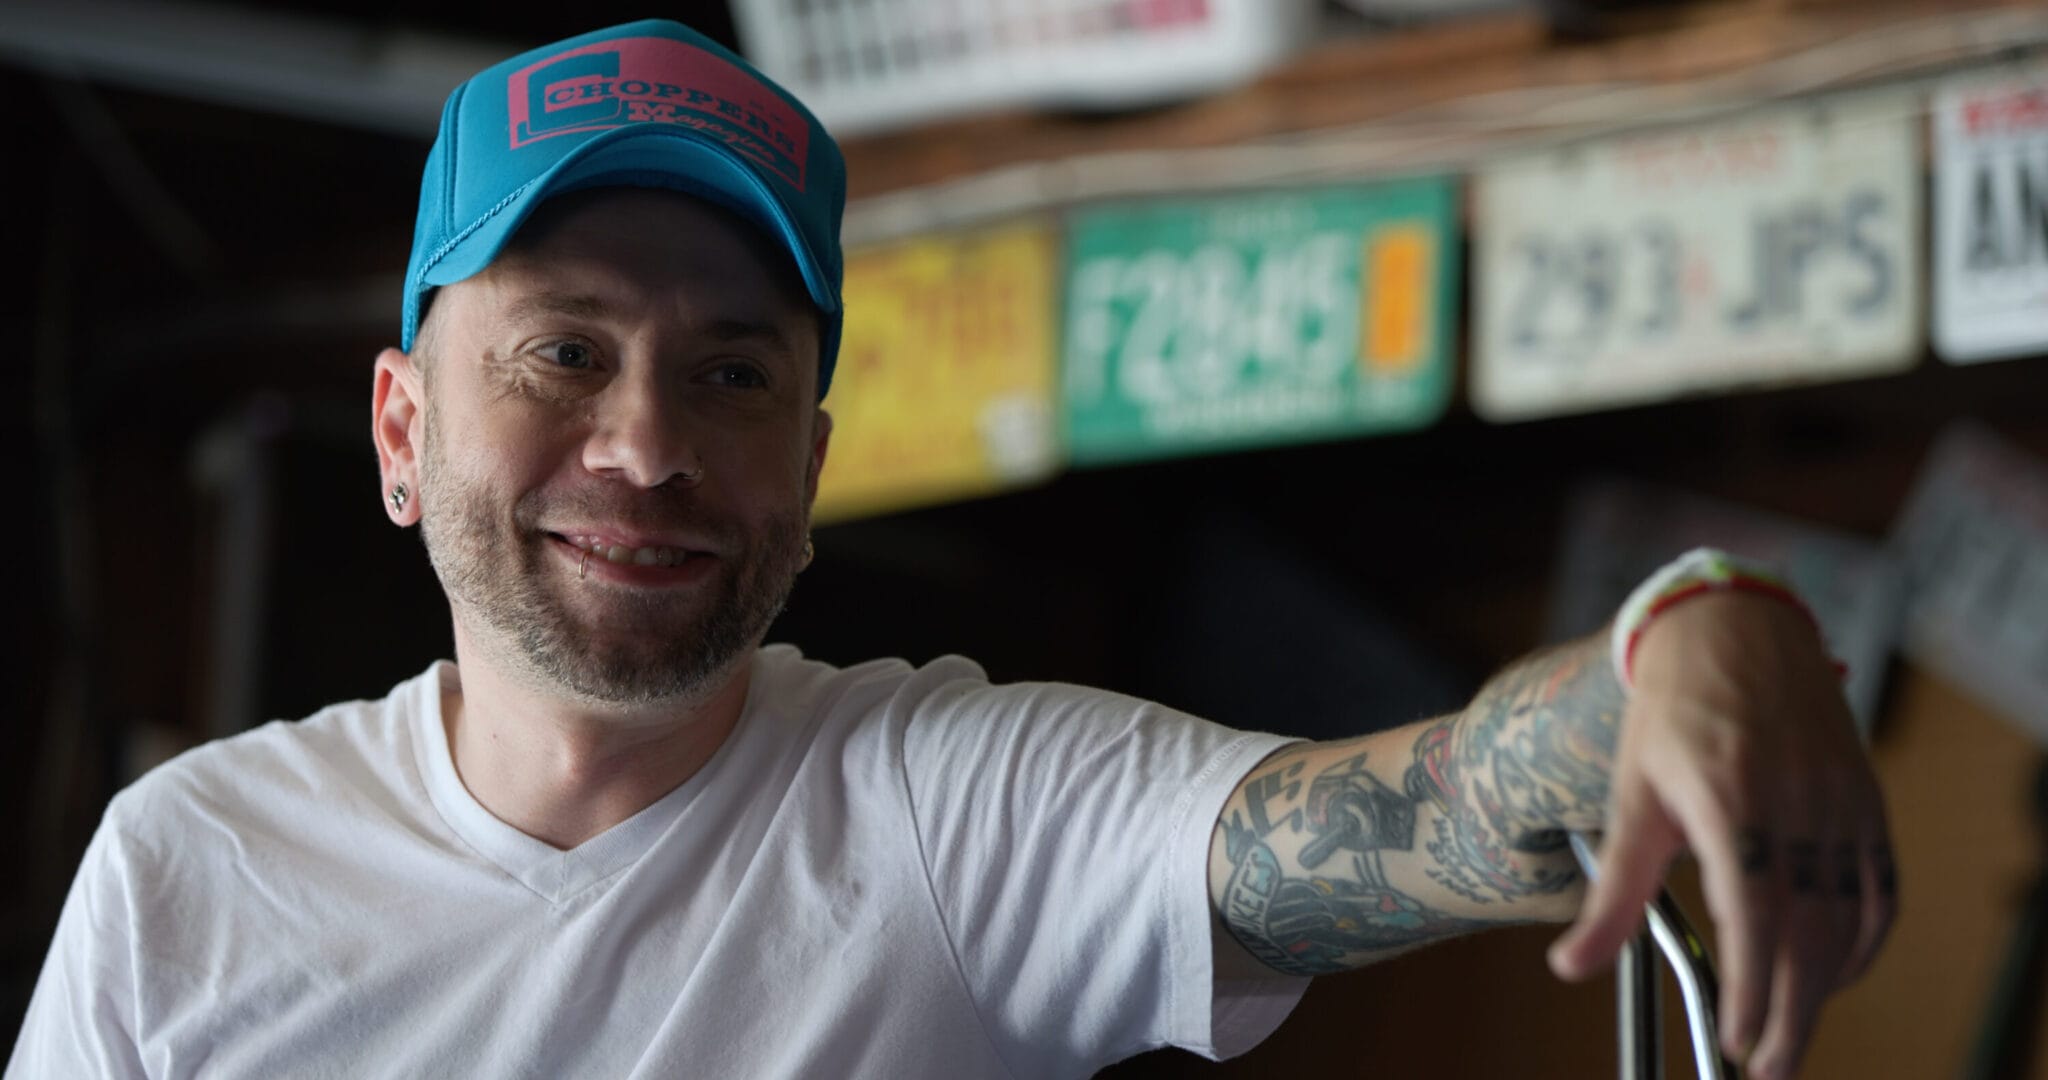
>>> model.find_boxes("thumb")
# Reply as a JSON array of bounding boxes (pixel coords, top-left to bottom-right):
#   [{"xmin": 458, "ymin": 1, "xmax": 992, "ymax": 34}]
[{"xmin": 1550, "ymin": 772, "xmax": 1681, "ymax": 980}]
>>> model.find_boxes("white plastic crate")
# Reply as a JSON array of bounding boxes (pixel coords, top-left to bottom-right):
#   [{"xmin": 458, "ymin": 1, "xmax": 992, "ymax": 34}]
[{"xmin": 733, "ymin": 0, "xmax": 1321, "ymax": 137}]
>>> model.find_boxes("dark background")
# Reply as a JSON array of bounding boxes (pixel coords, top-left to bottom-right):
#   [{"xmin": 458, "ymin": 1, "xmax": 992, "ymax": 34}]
[{"xmin": 8, "ymin": 0, "xmax": 2048, "ymax": 1072}]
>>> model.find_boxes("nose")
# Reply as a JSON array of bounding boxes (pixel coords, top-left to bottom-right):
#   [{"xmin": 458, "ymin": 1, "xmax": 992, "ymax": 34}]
[{"xmin": 580, "ymin": 367, "xmax": 704, "ymax": 489}]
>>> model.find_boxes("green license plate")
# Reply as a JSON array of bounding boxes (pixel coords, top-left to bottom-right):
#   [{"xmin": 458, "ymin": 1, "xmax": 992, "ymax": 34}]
[{"xmin": 1061, "ymin": 178, "xmax": 1458, "ymax": 465}]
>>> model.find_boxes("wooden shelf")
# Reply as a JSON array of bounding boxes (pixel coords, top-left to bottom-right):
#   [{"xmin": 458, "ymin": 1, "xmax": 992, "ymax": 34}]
[{"xmin": 837, "ymin": 0, "xmax": 2041, "ymax": 243}]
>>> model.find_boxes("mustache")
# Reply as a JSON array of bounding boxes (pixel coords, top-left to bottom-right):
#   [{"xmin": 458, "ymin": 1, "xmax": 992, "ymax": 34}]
[{"xmin": 511, "ymin": 486, "xmax": 739, "ymax": 544}]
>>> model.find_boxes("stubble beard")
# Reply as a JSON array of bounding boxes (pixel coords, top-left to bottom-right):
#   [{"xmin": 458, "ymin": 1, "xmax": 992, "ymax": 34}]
[{"xmin": 416, "ymin": 413, "xmax": 805, "ymax": 708}]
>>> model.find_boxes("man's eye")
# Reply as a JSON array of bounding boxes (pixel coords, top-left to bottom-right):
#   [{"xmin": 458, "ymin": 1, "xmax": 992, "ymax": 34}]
[
  {"xmin": 712, "ymin": 362, "xmax": 767, "ymax": 389},
  {"xmin": 538, "ymin": 341, "xmax": 593, "ymax": 369}
]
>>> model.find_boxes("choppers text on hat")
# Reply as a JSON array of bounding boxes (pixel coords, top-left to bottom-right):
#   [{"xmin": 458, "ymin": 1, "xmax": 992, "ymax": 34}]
[{"xmin": 504, "ymin": 36, "xmax": 811, "ymax": 191}]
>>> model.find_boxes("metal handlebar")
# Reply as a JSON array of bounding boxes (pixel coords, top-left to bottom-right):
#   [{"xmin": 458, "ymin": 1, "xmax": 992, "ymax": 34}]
[{"xmin": 1568, "ymin": 832, "xmax": 1742, "ymax": 1080}]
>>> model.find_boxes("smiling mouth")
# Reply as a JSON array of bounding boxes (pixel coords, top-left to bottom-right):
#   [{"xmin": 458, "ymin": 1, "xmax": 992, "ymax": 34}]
[{"xmin": 550, "ymin": 533, "xmax": 698, "ymax": 568}]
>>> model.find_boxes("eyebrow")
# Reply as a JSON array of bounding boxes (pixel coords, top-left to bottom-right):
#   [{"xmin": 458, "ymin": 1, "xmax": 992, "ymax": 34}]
[
  {"xmin": 501, "ymin": 293, "xmax": 612, "ymax": 324},
  {"xmin": 698, "ymin": 318, "xmax": 800, "ymax": 358},
  {"xmin": 500, "ymin": 293, "xmax": 801, "ymax": 357}
]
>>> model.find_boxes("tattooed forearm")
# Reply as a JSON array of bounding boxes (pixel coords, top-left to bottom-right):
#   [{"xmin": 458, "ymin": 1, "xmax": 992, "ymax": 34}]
[
  {"xmin": 1212, "ymin": 632, "xmax": 1628, "ymax": 974},
  {"xmin": 1419, "ymin": 635, "xmax": 1625, "ymax": 902}
]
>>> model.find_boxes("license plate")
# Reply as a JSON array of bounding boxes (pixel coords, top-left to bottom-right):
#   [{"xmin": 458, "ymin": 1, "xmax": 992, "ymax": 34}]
[
  {"xmin": 1474, "ymin": 94, "xmax": 1921, "ymax": 421},
  {"xmin": 1061, "ymin": 179, "xmax": 1457, "ymax": 465},
  {"xmin": 815, "ymin": 221, "xmax": 1060, "ymax": 523},
  {"xmin": 1934, "ymin": 68, "xmax": 2048, "ymax": 364},
  {"xmin": 1891, "ymin": 423, "xmax": 2048, "ymax": 742}
]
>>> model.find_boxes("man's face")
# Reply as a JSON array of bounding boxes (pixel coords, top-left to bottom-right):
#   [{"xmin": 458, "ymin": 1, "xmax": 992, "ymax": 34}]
[{"xmin": 406, "ymin": 189, "xmax": 829, "ymax": 708}]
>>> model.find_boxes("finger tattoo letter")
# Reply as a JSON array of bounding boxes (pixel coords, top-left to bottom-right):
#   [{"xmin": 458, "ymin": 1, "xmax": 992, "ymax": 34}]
[
  {"xmin": 1737, "ymin": 828, "xmax": 1771, "ymax": 876},
  {"xmin": 1788, "ymin": 839, "xmax": 1822, "ymax": 895},
  {"xmin": 1833, "ymin": 842, "xmax": 1861, "ymax": 898}
]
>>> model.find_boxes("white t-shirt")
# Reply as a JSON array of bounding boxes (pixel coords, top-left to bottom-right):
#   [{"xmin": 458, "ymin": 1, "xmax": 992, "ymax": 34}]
[{"xmin": 8, "ymin": 646, "xmax": 1307, "ymax": 1079}]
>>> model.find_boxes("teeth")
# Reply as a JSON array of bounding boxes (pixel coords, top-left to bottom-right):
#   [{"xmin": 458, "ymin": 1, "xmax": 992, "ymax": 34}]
[{"xmin": 567, "ymin": 536, "xmax": 688, "ymax": 568}]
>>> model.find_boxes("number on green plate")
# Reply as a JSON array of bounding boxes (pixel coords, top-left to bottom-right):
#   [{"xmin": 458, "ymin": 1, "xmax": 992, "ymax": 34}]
[{"xmin": 1061, "ymin": 180, "xmax": 1457, "ymax": 466}]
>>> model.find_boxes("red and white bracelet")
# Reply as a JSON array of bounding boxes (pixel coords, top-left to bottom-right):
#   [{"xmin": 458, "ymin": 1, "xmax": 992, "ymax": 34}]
[{"xmin": 1609, "ymin": 547, "xmax": 1846, "ymax": 689}]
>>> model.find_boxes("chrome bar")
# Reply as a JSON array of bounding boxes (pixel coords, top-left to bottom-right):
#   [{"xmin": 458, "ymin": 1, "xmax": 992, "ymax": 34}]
[
  {"xmin": 1570, "ymin": 832, "xmax": 1741, "ymax": 1080},
  {"xmin": 1617, "ymin": 931, "xmax": 1664, "ymax": 1080},
  {"xmin": 1645, "ymin": 889, "xmax": 1738, "ymax": 1079}
]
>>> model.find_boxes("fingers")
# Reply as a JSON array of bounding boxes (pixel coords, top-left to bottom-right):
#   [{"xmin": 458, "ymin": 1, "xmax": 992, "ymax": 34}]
[
  {"xmin": 1750, "ymin": 839, "xmax": 1820, "ymax": 1077},
  {"xmin": 1837, "ymin": 787, "xmax": 1899, "ymax": 988},
  {"xmin": 1748, "ymin": 830, "xmax": 1859, "ymax": 1079},
  {"xmin": 1735, "ymin": 750, "xmax": 1886, "ymax": 1079},
  {"xmin": 1708, "ymin": 826, "xmax": 1778, "ymax": 1064},
  {"xmin": 1750, "ymin": 927, "xmax": 1832, "ymax": 1080},
  {"xmin": 1599, "ymin": 713, "xmax": 1835, "ymax": 1072},
  {"xmin": 1548, "ymin": 767, "xmax": 1682, "ymax": 980},
  {"xmin": 1647, "ymin": 747, "xmax": 1777, "ymax": 1065}
]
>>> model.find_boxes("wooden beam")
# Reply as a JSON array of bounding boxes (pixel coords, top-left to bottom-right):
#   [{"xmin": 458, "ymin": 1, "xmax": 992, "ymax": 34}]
[{"xmin": 839, "ymin": 0, "xmax": 2040, "ymax": 242}]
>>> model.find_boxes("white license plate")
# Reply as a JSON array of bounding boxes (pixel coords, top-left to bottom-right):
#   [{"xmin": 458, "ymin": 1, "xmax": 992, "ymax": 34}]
[
  {"xmin": 1475, "ymin": 94, "xmax": 1921, "ymax": 421},
  {"xmin": 1891, "ymin": 423, "xmax": 2048, "ymax": 743},
  {"xmin": 1934, "ymin": 68, "xmax": 2048, "ymax": 364}
]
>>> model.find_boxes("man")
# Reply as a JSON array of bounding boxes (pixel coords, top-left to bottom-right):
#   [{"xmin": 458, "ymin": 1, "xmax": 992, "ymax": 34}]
[{"xmin": 8, "ymin": 18, "xmax": 1891, "ymax": 1079}]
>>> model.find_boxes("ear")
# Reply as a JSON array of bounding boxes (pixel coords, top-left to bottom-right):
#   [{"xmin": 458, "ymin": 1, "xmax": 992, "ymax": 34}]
[
  {"xmin": 803, "ymin": 407, "xmax": 833, "ymax": 507},
  {"xmin": 372, "ymin": 347, "xmax": 427, "ymax": 526}
]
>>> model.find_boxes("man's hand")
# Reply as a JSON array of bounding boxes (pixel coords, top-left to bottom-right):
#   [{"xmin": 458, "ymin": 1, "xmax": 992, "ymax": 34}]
[
  {"xmin": 1547, "ymin": 592, "xmax": 1897, "ymax": 1080},
  {"xmin": 1208, "ymin": 586, "xmax": 1895, "ymax": 1077}
]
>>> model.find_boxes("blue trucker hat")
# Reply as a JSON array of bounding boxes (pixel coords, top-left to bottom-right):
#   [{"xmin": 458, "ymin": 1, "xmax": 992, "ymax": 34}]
[{"xmin": 403, "ymin": 19, "xmax": 847, "ymax": 396}]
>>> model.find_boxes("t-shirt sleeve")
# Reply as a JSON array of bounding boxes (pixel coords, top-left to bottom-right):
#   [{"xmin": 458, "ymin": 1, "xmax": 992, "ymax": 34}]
[
  {"xmin": 7, "ymin": 820, "xmax": 149, "ymax": 1080},
  {"xmin": 894, "ymin": 662, "xmax": 1311, "ymax": 1076}
]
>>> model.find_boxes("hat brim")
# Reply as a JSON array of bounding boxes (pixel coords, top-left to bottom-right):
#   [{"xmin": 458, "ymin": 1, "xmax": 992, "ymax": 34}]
[{"xmin": 419, "ymin": 124, "xmax": 837, "ymax": 317}]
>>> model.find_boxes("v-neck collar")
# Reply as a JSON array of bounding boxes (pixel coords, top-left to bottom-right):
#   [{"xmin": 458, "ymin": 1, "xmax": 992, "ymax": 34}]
[{"xmin": 407, "ymin": 660, "xmax": 753, "ymax": 905}]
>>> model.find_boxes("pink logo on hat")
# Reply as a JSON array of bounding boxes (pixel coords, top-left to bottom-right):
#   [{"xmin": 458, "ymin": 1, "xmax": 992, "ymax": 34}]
[{"xmin": 505, "ymin": 37, "xmax": 809, "ymax": 191}]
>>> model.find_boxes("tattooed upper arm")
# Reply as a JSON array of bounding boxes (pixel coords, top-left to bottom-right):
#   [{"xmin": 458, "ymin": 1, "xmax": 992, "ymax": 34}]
[{"xmin": 1209, "ymin": 736, "xmax": 1498, "ymax": 976}]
